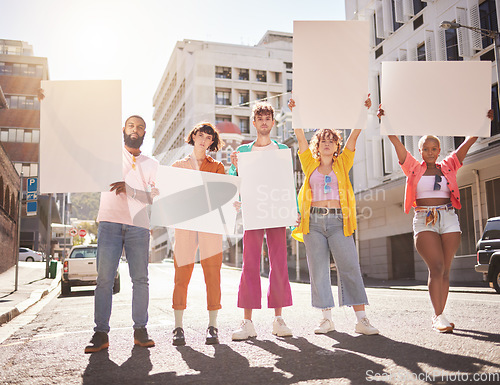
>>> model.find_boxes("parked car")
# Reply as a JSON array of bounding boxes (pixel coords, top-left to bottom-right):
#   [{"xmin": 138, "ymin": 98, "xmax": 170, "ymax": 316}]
[
  {"xmin": 61, "ymin": 245, "xmax": 120, "ymax": 296},
  {"xmin": 475, "ymin": 216, "xmax": 500, "ymax": 294},
  {"xmin": 18, "ymin": 247, "xmax": 43, "ymax": 262}
]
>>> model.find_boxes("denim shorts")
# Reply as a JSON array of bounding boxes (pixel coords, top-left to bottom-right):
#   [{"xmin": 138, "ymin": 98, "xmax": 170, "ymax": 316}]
[{"xmin": 413, "ymin": 207, "xmax": 461, "ymax": 235}]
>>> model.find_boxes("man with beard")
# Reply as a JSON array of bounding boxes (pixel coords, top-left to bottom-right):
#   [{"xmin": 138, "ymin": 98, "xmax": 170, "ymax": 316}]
[
  {"xmin": 228, "ymin": 102, "xmax": 293, "ymax": 341},
  {"xmin": 85, "ymin": 115, "xmax": 159, "ymax": 353}
]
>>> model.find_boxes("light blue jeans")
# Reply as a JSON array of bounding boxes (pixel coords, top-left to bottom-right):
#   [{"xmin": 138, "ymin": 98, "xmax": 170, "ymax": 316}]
[
  {"xmin": 94, "ymin": 221, "xmax": 150, "ymax": 333},
  {"xmin": 303, "ymin": 212, "xmax": 368, "ymax": 308}
]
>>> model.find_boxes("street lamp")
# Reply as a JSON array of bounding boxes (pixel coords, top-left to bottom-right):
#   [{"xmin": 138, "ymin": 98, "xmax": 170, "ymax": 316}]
[{"xmin": 440, "ymin": 20, "xmax": 500, "ymax": 111}]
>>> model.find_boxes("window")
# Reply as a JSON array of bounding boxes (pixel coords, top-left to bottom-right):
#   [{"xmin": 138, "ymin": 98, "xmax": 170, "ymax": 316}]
[
  {"xmin": 417, "ymin": 42, "xmax": 426, "ymax": 61},
  {"xmin": 479, "ymin": 0, "xmax": 498, "ymax": 49},
  {"xmin": 0, "ymin": 62, "xmax": 43, "ymax": 77},
  {"xmin": 284, "ymin": 62, "xmax": 292, "ymax": 74},
  {"xmin": 239, "ymin": 117, "xmax": 250, "ymax": 134},
  {"xmin": 445, "ymin": 28, "xmax": 463, "ymax": 61},
  {"xmin": 373, "ymin": 13, "xmax": 383, "ymax": 46},
  {"xmin": 375, "ymin": 46, "xmax": 384, "ymax": 59},
  {"xmin": 413, "ymin": 14, "xmax": 424, "ymax": 30},
  {"xmin": 391, "ymin": 0, "xmax": 403, "ymax": 32},
  {"xmin": 456, "ymin": 186, "xmax": 475, "ymax": 255},
  {"xmin": 286, "ymin": 79, "xmax": 293, "ymax": 93},
  {"xmin": 5, "ymin": 95, "xmax": 39, "ymax": 110},
  {"xmin": 1, "ymin": 128, "xmax": 40, "ymax": 143},
  {"xmin": 412, "ymin": 0, "xmax": 427, "ymax": 14},
  {"xmin": 238, "ymin": 91, "xmax": 249, "ymax": 106},
  {"xmin": 274, "ymin": 72, "xmax": 281, "ymax": 83},
  {"xmin": 238, "ymin": 68, "xmax": 249, "ymax": 81},
  {"xmin": 225, "ymin": 146, "xmax": 233, "ymax": 164},
  {"xmin": 255, "ymin": 92, "xmax": 267, "ymax": 102},
  {"xmin": 215, "ymin": 115, "xmax": 231, "ymax": 125},
  {"xmin": 491, "ymin": 84, "xmax": 500, "ymax": 136},
  {"xmin": 486, "ymin": 178, "xmax": 500, "ymax": 218},
  {"xmin": 215, "ymin": 89, "xmax": 231, "ymax": 105},
  {"xmin": 255, "ymin": 70, "xmax": 267, "ymax": 82},
  {"xmin": 215, "ymin": 66, "xmax": 231, "ymax": 79}
]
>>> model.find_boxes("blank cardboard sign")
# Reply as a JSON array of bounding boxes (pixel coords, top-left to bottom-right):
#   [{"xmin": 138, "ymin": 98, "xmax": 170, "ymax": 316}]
[
  {"xmin": 40, "ymin": 80, "xmax": 123, "ymax": 193},
  {"xmin": 380, "ymin": 61, "xmax": 491, "ymax": 137},
  {"xmin": 292, "ymin": 20, "xmax": 370, "ymax": 130}
]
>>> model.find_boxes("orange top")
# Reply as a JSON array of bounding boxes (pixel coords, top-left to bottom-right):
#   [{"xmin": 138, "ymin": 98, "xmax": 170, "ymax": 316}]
[{"xmin": 172, "ymin": 155, "xmax": 225, "ymax": 174}]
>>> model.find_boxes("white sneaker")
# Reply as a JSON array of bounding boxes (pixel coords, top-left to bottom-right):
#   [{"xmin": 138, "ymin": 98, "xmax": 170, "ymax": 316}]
[
  {"xmin": 439, "ymin": 314, "xmax": 455, "ymax": 330},
  {"xmin": 314, "ymin": 318, "xmax": 335, "ymax": 334},
  {"xmin": 432, "ymin": 314, "xmax": 453, "ymax": 333},
  {"xmin": 232, "ymin": 320, "xmax": 257, "ymax": 341},
  {"xmin": 355, "ymin": 317, "xmax": 379, "ymax": 335},
  {"xmin": 272, "ymin": 317, "xmax": 293, "ymax": 337}
]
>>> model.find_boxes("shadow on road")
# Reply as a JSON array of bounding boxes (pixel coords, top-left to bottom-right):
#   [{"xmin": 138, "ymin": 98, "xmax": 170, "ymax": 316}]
[{"xmin": 451, "ymin": 328, "xmax": 500, "ymax": 344}]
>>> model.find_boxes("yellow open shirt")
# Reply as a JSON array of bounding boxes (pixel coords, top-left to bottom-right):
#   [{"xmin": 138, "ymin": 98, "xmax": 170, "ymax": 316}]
[{"xmin": 292, "ymin": 148, "xmax": 357, "ymax": 241}]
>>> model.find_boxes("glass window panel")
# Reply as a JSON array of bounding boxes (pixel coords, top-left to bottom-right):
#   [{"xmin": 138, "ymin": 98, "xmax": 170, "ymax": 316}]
[
  {"xmin": 8, "ymin": 129, "xmax": 16, "ymax": 141},
  {"xmin": 24, "ymin": 97, "xmax": 34, "ymax": 110},
  {"xmin": 35, "ymin": 65, "xmax": 43, "ymax": 77},
  {"xmin": 8, "ymin": 96, "xmax": 18, "ymax": 109},
  {"xmin": 0, "ymin": 130, "xmax": 8, "ymax": 142},
  {"xmin": 30, "ymin": 164, "xmax": 38, "ymax": 177},
  {"xmin": 16, "ymin": 129, "xmax": 24, "ymax": 142},
  {"xmin": 13, "ymin": 63, "xmax": 21, "ymax": 75},
  {"xmin": 34, "ymin": 98, "xmax": 40, "ymax": 110},
  {"xmin": 14, "ymin": 163, "xmax": 22, "ymax": 175},
  {"xmin": 24, "ymin": 130, "xmax": 32, "ymax": 143},
  {"xmin": 18, "ymin": 96, "xmax": 26, "ymax": 109},
  {"xmin": 32, "ymin": 130, "xmax": 40, "ymax": 143},
  {"xmin": 22, "ymin": 165, "xmax": 30, "ymax": 177}
]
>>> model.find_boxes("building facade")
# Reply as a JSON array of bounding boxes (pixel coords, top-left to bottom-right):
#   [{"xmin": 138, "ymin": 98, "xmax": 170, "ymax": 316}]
[
  {"xmin": 150, "ymin": 31, "xmax": 294, "ymax": 262},
  {"xmin": 345, "ymin": 0, "xmax": 500, "ymax": 281},
  {"xmin": 0, "ymin": 39, "xmax": 60, "ymax": 256}
]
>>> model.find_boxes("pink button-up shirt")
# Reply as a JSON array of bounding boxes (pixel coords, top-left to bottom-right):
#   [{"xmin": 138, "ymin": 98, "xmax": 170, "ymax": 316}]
[{"xmin": 400, "ymin": 150, "xmax": 462, "ymax": 214}]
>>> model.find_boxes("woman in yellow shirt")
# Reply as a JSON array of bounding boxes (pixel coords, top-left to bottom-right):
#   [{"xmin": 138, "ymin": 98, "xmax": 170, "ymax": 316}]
[{"xmin": 289, "ymin": 98, "xmax": 378, "ymax": 335}]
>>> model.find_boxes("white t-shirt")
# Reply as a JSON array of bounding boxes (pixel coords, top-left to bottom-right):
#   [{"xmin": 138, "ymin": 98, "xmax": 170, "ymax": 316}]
[
  {"xmin": 251, "ymin": 142, "xmax": 279, "ymax": 151},
  {"xmin": 97, "ymin": 147, "xmax": 159, "ymax": 229}
]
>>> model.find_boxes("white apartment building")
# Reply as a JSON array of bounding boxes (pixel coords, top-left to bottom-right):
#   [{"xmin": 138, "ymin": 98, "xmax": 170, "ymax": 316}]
[
  {"xmin": 345, "ymin": 0, "xmax": 500, "ymax": 281},
  {"xmin": 150, "ymin": 31, "xmax": 294, "ymax": 262}
]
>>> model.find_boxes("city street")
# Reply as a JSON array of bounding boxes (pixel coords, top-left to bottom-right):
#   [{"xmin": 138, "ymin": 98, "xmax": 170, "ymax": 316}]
[{"xmin": 0, "ymin": 261, "xmax": 499, "ymax": 385}]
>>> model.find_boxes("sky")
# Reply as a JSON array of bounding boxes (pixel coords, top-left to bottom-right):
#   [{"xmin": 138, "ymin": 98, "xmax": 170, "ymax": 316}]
[{"xmin": 0, "ymin": 0, "xmax": 346, "ymax": 155}]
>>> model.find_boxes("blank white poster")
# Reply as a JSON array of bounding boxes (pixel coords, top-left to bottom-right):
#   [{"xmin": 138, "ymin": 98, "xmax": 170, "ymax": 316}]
[
  {"xmin": 380, "ymin": 61, "xmax": 491, "ymax": 137},
  {"xmin": 238, "ymin": 149, "xmax": 297, "ymax": 230},
  {"xmin": 292, "ymin": 20, "xmax": 370, "ymax": 130},
  {"xmin": 151, "ymin": 166, "xmax": 240, "ymax": 235},
  {"xmin": 40, "ymin": 80, "xmax": 123, "ymax": 193}
]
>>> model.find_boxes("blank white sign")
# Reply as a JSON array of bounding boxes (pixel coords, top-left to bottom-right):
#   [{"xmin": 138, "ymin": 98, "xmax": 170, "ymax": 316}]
[
  {"xmin": 238, "ymin": 149, "xmax": 297, "ymax": 230},
  {"xmin": 40, "ymin": 80, "xmax": 123, "ymax": 193},
  {"xmin": 380, "ymin": 61, "xmax": 491, "ymax": 137},
  {"xmin": 151, "ymin": 166, "xmax": 240, "ymax": 235},
  {"xmin": 292, "ymin": 20, "xmax": 370, "ymax": 130}
]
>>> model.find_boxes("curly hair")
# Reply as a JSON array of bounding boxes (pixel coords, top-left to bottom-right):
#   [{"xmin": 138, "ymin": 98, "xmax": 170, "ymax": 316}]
[
  {"xmin": 418, "ymin": 135, "xmax": 440, "ymax": 150},
  {"xmin": 186, "ymin": 122, "xmax": 225, "ymax": 152},
  {"xmin": 252, "ymin": 102, "xmax": 275, "ymax": 121},
  {"xmin": 309, "ymin": 129, "xmax": 343, "ymax": 160}
]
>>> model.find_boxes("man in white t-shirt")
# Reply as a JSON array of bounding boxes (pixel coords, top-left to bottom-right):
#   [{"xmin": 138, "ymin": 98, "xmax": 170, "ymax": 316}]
[
  {"xmin": 228, "ymin": 102, "xmax": 293, "ymax": 340},
  {"xmin": 85, "ymin": 115, "xmax": 159, "ymax": 353}
]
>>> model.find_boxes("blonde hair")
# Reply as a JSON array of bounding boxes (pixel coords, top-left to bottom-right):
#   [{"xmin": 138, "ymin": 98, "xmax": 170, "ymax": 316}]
[
  {"xmin": 309, "ymin": 129, "xmax": 343, "ymax": 159},
  {"xmin": 418, "ymin": 135, "xmax": 440, "ymax": 149}
]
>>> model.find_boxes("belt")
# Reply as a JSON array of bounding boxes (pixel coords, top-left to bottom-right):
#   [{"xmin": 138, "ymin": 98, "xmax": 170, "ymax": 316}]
[
  {"xmin": 310, "ymin": 207, "xmax": 342, "ymax": 215},
  {"xmin": 415, "ymin": 203, "xmax": 453, "ymax": 226}
]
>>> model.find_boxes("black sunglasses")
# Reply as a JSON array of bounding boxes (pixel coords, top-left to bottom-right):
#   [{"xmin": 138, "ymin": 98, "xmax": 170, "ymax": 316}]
[{"xmin": 433, "ymin": 175, "xmax": 442, "ymax": 191}]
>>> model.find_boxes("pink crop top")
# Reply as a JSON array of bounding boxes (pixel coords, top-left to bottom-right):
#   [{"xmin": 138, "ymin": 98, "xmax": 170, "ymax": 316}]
[
  {"xmin": 416, "ymin": 175, "xmax": 451, "ymax": 199},
  {"xmin": 310, "ymin": 169, "xmax": 340, "ymax": 202}
]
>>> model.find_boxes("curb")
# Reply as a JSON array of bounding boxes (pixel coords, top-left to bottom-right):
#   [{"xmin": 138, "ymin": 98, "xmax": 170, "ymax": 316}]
[{"xmin": 0, "ymin": 268, "xmax": 61, "ymax": 326}]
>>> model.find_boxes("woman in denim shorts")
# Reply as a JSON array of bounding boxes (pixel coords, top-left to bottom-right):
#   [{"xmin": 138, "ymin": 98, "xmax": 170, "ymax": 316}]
[
  {"xmin": 379, "ymin": 107, "xmax": 493, "ymax": 333},
  {"xmin": 288, "ymin": 97, "xmax": 379, "ymax": 335}
]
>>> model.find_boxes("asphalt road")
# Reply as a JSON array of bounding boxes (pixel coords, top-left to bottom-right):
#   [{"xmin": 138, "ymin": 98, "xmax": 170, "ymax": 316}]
[{"xmin": 0, "ymin": 261, "xmax": 499, "ymax": 384}]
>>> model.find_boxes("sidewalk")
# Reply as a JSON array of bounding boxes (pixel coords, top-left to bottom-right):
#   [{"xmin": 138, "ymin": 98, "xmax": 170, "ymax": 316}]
[{"xmin": 0, "ymin": 261, "xmax": 61, "ymax": 326}]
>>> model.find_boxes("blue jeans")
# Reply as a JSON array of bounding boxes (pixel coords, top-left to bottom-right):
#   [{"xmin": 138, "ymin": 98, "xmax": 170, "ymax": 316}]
[
  {"xmin": 94, "ymin": 221, "xmax": 150, "ymax": 333},
  {"xmin": 303, "ymin": 212, "xmax": 368, "ymax": 308}
]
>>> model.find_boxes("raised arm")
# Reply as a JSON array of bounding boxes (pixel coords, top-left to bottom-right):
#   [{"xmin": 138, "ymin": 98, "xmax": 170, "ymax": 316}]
[
  {"xmin": 455, "ymin": 109, "xmax": 493, "ymax": 163},
  {"xmin": 344, "ymin": 95, "xmax": 372, "ymax": 152},
  {"xmin": 288, "ymin": 98, "xmax": 309, "ymax": 153},
  {"xmin": 377, "ymin": 105, "xmax": 407, "ymax": 164}
]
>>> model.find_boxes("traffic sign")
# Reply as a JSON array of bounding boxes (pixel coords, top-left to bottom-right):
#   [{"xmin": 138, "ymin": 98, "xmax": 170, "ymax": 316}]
[
  {"xmin": 26, "ymin": 201, "xmax": 37, "ymax": 216},
  {"xmin": 78, "ymin": 229, "xmax": 87, "ymax": 237},
  {"xmin": 69, "ymin": 228, "xmax": 78, "ymax": 237},
  {"xmin": 27, "ymin": 177, "xmax": 38, "ymax": 193},
  {"xmin": 27, "ymin": 192, "xmax": 37, "ymax": 200}
]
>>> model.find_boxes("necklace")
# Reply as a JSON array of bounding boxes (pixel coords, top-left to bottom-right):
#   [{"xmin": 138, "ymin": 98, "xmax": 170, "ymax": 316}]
[{"xmin": 132, "ymin": 155, "xmax": 137, "ymax": 170}]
